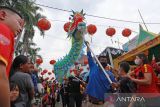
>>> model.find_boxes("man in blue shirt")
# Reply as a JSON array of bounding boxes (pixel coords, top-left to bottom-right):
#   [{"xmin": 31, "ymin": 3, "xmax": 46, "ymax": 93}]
[{"xmin": 86, "ymin": 43, "xmax": 116, "ymax": 105}]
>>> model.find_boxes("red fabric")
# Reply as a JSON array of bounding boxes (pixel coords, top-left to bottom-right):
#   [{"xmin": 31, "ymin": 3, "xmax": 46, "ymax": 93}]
[
  {"xmin": 52, "ymin": 84, "xmax": 55, "ymax": 91},
  {"xmin": 0, "ymin": 23, "xmax": 14, "ymax": 77},
  {"xmin": 134, "ymin": 64, "xmax": 159, "ymax": 97},
  {"xmin": 43, "ymin": 93, "xmax": 49, "ymax": 101},
  {"xmin": 151, "ymin": 60, "xmax": 160, "ymax": 72}
]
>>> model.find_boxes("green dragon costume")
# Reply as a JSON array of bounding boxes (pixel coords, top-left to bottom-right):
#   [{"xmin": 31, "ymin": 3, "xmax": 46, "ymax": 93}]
[{"xmin": 54, "ymin": 10, "xmax": 86, "ymax": 82}]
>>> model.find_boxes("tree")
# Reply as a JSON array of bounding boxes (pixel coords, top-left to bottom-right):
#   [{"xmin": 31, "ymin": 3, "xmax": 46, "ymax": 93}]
[{"xmin": 15, "ymin": 40, "xmax": 42, "ymax": 63}]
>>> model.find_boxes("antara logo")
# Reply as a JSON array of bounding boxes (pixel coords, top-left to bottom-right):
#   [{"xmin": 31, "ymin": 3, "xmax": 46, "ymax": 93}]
[{"xmin": 116, "ymin": 96, "xmax": 145, "ymax": 102}]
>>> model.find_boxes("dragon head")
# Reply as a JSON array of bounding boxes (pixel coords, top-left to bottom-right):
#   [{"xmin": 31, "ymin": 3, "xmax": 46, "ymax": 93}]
[{"xmin": 68, "ymin": 10, "xmax": 86, "ymax": 40}]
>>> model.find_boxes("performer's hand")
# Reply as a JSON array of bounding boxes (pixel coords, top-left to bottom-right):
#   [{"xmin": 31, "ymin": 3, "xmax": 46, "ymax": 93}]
[
  {"xmin": 128, "ymin": 70, "xmax": 135, "ymax": 76},
  {"xmin": 111, "ymin": 82, "xmax": 119, "ymax": 89},
  {"xmin": 126, "ymin": 73, "xmax": 135, "ymax": 81},
  {"xmin": 85, "ymin": 41, "xmax": 90, "ymax": 52},
  {"xmin": 84, "ymin": 41, "xmax": 89, "ymax": 46},
  {"xmin": 87, "ymin": 46, "xmax": 89, "ymax": 52}
]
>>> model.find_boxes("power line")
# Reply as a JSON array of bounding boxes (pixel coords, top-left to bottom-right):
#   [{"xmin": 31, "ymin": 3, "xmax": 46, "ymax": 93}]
[
  {"xmin": 49, "ymin": 19, "xmax": 138, "ymax": 33},
  {"xmin": 35, "ymin": 3, "xmax": 71, "ymax": 13},
  {"xmin": 35, "ymin": 3, "xmax": 160, "ymax": 25}
]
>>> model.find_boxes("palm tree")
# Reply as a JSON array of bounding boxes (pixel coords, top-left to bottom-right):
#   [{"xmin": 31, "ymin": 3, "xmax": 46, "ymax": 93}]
[{"xmin": 15, "ymin": 40, "xmax": 42, "ymax": 62}]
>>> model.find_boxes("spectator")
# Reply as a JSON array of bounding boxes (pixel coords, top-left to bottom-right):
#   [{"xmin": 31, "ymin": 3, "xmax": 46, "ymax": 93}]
[
  {"xmin": 10, "ymin": 55, "xmax": 35, "ymax": 107},
  {"xmin": 128, "ymin": 53, "xmax": 160, "ymax": 107},
  {"xmin": 10, "ymin": 82, "xmax": 25, "ymax": 107},
  {"xmin": 28, "ymin": 63, "xmax": 40, "ymax": 95},
  {"xmin": 0, "ymin": 6, "xmax": 24, "ymax": 107},
  {"xmin": 60, "ymin": 78, "xmax": 69, "ymax": 107},
  {"xmin": 49, "ymin": 83, "xmax": 56, "ymax": 107},
  {"xmin": 151, "ymin": 56, "xmax": 160, "ymax": 76},
  {"xmin": 112, "ymin": 62, "xmax": 137, "ymax": 93},
  {"xmin": 42, "ymin": 90, "xmax": 49, "ymax": 107},
  {"xmin": 111, "ymin": 62, "xmax": 137, "ymax": 107},
  {"xmin": 56, "ymin": 83, "xmax": 61, "ymax": 103},
  {"xmin": 68, "ymin": 71, "xmax": 85, "ymax": 107}
]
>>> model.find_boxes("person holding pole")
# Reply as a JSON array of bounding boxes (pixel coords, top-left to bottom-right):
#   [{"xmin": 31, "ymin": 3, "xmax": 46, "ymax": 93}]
[{"xmin": 85, "ymin": 42, "xmax": 116, "ymax": 106}]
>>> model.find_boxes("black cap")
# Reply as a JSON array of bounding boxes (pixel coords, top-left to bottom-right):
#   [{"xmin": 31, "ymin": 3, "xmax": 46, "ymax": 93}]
[{"xmin": 0, "ymin": 6, "xmax": 22, "ymax": 18}]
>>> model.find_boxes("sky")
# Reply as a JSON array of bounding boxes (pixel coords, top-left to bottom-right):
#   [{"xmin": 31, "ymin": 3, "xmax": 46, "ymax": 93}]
[{"xmin": 33, "ymin": 0, "xmax": 160, "ymax": 70}]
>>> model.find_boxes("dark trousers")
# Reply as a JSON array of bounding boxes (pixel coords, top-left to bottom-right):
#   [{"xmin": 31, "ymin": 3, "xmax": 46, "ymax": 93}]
[
  {"xmin": 69, "ymin": 93, "xmax": 82, "ymax": 107},
  {"xmin": 61, "ymin": 94, "xmax": 69, "ymax": 107},
  {"xmin": 51, "ymin": 98, "xmax": 55, "ymax": 107}
]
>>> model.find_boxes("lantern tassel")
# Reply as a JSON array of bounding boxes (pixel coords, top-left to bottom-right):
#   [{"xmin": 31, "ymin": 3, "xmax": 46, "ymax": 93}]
[
  {"xmin": 128, "ymin": 37, "xmax": 131, "ymax": 43},
  {"xmin": 91, "ymin": 36, "xmax": 92, "ymax": 43},
  {"xmin": 111, "ymin": 38, "xmax": 113, "ymax": 44}
]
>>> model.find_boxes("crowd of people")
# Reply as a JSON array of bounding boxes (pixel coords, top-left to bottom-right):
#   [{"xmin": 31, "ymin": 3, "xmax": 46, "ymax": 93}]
[{"xmin": 1, "ymin": 6, "xmax": 160, "ymax": 107}]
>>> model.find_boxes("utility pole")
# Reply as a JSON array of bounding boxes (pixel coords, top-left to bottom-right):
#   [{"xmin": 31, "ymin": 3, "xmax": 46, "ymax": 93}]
[{"xmin": 138, "ymin": 9, "xmax": 149, "ymax": 31}]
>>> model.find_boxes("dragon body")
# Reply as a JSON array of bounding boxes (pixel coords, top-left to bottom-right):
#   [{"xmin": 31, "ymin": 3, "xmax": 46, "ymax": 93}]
[{"xmin": 54, "ymin": 10, "xmax": 86, "ymax": 81}]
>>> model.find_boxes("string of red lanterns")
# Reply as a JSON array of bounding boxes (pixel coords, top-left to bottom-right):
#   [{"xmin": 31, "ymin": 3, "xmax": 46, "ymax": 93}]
[
  {"xmin": 63, "ymin": 22, "xmax": 132, "ymax": 37},
  {"xmin": 37, "ymin": 17, "xmax": 132, "ymax": 38}
]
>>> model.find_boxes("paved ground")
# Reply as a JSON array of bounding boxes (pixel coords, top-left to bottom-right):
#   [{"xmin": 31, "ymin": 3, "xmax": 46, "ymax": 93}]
[{"xmin": 55, "ymin": 101, "xmax": 88, "ymax": 107}]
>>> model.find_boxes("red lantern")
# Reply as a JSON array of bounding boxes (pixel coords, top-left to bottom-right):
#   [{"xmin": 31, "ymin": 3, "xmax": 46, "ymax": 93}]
[
  {"xmin": 64, "ymin": 22, "xmax": 71, "ymax": 32},
  {"xmin": 37, "ymin": 18, "xmax": 51, "ymax": 30},
  {"xmin": 50, "ymin": 60, "xmax": 56, "ymax": 65},
  {"xmin": 41, "ymin": 72, "xmax": 44, "ymax": 75},
  {"xmin": 48, "ymin": 72, "xmax": 52, "ymax": 75},
  {"xmin": 73, "ymin": 69, "xmax": 77, "ymax": 74},
  {"xmin": 106, "ymin": 27, "xmax": 116, "ymax": 37},
  {"xmin": 84, "ymin": 60, "xmax": 88, "ymax": 65},
  {"xmin": 122, "ymin": 28, "xmax": 131, "ymax": 37},
  {"xmin": 36, "ymin": 58, "xmax": 43, "ymax": 65},
  {"xmin": 87, "ymin": 24, "xmax": 97, "ymax": 35},
  {"xmin": 74, "ymin": 62, "xmax": 78, "ymax": 65},
  {"xmin": 44, "ymin": 77, "xmax": 49, "ymax": 81},
  {"xmin": 43, "ymin": 69, "xmax": 48, "ymax": 73},
  {"xmin": 70, "ymin": 69, "xmax": 73, "ymax": 73},
  {"xmin": 79, "ymin": 68, "xmax": 83, "ymax": 72}
]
